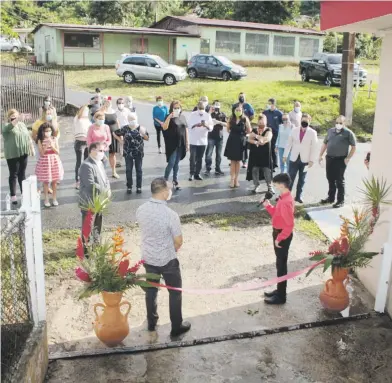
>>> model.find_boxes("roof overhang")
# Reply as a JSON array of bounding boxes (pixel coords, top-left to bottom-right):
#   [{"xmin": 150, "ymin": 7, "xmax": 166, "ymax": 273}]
[{"xmin": 320, "ymin": 1, "xmax": 392, "ymax": 34}]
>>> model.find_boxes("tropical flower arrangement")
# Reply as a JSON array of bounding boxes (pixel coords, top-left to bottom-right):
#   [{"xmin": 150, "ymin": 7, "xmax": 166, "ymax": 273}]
[
  {"xmin": 307, "ymin": 176, "xmax": 391, "ymax": 275},
  {"xmin": 75, "ymin": 193, "xmax": 158, "ymax": 299}
]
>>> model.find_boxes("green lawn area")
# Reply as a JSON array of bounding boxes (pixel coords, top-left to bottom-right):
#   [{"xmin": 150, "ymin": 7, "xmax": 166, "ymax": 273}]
[{"xmin": 66, "ymin": 66, "xmax": 376, "ymax": 135}]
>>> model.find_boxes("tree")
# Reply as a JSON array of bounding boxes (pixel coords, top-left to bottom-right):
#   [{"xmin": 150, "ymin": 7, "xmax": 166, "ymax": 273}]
[{"xmin": 300, "ymin": 1, "xmax": 320, "ymax": 17}]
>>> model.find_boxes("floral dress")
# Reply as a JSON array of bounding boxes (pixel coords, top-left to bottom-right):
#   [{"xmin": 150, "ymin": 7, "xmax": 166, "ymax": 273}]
[{"xmin": 35, "ymin": 137, "xmax": 64, "ymax": 183}]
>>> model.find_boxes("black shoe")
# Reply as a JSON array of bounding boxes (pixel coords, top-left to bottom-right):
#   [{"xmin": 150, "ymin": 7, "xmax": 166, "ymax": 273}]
[
  {"xmin": 127, "ymin": 188, "xmax": 132, "ymax": 194},
  {"xmin": 204, "ymin": 170, "xmax": 211, "ymax": 176},
  {"xmin": 333, "ymin": 201, "xmax": 344, "ymax": 208},
  {"xmin": 148, "ymin": 323, "xmax": 156, "ymax": 332},
  {"xmin": 194, "ymin": 174, "xmax": 203, "ymax": 181},
  {"xmin": 173, "ymin": 181, "xmax": 181, "ymax": 191},
  {"xmin": 170, "ymin": 321, "xmax": 191, "ymax": 337},
  {"xmin": 215, "ymin": 170, "xmax": 224, "ymax": 176},
  {"xmin": 264, "ymin": 289, "xmax": 278, "ymax": 298},
  {"xmin": 295, "ymin": 198, "xmax": 303, "ymax": 204},
  {"xmin": 320, "ymin": 198, "xmax": 333, "ymax": 205},
  {"xmin": 188, "ymin": 175, "xmax": 194, "ymax": 181},
  {"xmin": 136, "ymin": 188, "xmax": 142, "ymax": 194},
  {"xmin": 264, "ymin": 295, "xmax": 286, "ymax": 305}
]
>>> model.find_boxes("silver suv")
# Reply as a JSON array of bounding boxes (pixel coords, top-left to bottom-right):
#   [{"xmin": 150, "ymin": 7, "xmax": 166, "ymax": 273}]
[{"xmin": 115, "ymin": 54, "xmax": 187, "ymax": 86}]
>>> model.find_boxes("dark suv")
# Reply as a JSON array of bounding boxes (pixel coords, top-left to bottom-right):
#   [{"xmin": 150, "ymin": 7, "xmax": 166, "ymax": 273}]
[{"xmin": 187, "ymin": 54, "xmax": 247, "ymax": 81}]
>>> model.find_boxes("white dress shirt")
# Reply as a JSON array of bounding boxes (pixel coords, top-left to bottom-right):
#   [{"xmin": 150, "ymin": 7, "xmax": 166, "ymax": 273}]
[{"xmin": 187, "ymin": 110, "xmax": 213, "ymax": 146}]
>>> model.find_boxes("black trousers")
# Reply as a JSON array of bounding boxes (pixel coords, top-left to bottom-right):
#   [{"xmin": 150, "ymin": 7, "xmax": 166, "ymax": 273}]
[
  {"xmin": 6, "ymin": 154, "xmax": 28, "ymax": 197},
  {"xmin": 154, "ymin": 125, "xmax": 162, "ymax": 148},
  {"xmin": 189, "ymin": 144, "xmax": 206, "ymax": 176},
  {"xmin": 144, "ymin": 258, "xmax": 183, "ymax": 330},
  {"xmin": 74, "ymin": 140, "xmax": 88, "ymax": 182},
  {"xmin": 271, "ymin": 135, "xmax": 278, "ymax": 169},
  {"xmin": 326, "ymin": 156, "xmax": 347, "ymax": 203},
  {"xmin": 81, "ymin": 210, "xmax": 103, "ymax": 244},
  {"xmin": 273, "ymin": 228, "xmax": 293, "ymax": 298}
]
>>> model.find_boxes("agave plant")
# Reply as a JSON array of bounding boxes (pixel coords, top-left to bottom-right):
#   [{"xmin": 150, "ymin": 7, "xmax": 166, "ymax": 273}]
[{"xmin": 307, "ymin": 176, "xmax": 391, "ymax": 276}]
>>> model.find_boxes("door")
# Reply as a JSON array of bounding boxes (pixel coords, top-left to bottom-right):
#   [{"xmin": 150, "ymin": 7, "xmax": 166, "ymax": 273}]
[
  {"xmin": 314, "ymin": 59, "xmax": 328, "ymax": 80},
  {"xmin": 195, "ymin": 55, "xmax": 208, "ymax": 76},
  {"xmin": 145, "ymin": 57, "xmax": 162, "ymax": 80},
  {"xmin": 172, "ymin": 39, "xmax": 176, "ymax": 64},
  {"xmin": 124, "ymin": 57, "xmax": 148, "ymax": 80},
  {"xmin": 45, "ymin": 35, "xmax": 51, "ymax": 64},
  {"xmin": 200, "ymin": 39, "xmax": 210, "ymax": 54},
  {"xmin": 206, "ymin": 56, "xmax": 221, "ymax": 78}
]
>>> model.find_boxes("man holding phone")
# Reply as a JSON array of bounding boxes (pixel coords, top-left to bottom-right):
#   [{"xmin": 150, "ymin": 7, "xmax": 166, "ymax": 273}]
[{"xmin": 187, "ymin": 101, "xmax": 213, "ymax": 181}]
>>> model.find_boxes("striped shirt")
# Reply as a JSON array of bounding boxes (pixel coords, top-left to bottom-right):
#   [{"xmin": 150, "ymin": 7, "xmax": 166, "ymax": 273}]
[{"xmin": 136, "ymin": 198, "xmax": 182, "ymax": 267}]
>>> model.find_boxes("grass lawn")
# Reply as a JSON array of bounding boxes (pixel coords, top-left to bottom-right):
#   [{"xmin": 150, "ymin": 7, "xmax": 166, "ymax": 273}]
[{"xmin": 66, "ymin": 66, "xmax": 376, "ymax": 135}]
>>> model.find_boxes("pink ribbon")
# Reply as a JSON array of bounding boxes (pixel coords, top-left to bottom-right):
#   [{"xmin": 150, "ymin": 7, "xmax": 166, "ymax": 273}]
[{"xmin": 142, "ymin": 259, "xmax": 325, "ymax": 295}]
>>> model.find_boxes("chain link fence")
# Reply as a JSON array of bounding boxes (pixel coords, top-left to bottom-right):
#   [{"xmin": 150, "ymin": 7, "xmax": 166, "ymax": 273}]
[{"xmin": 1, "ymin": 211, "xmax": 34, "ymax": 382}]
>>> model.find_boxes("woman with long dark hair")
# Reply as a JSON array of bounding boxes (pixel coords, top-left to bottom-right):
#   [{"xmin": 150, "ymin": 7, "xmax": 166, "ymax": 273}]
[
  {"xmin": 224, "ymin": 104, "xmax": 251, "ymax": 188},
  {"xmin": 162, "ymin": 100, "xmax": 189, "ymax": 190}
]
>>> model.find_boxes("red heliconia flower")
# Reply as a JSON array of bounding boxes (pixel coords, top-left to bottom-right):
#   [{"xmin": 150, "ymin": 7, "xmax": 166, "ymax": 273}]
[
  {"xmin": 128, "ymin": 260, "xmax": 145, "ymax": 273},
  {"xmin": 76, "ymin": 236, "xmax": 84, "ymax": 260},
  {"xmin": 340, "ymin": 236, "xmax": 350, "ymax": 255},
  {"xmin": 118, "ymin": 259, "xmax": 129, "ymax": 277},
  {"xmin": 82, "ymin": 209, "xmax": 94, "ymax": 240},
  {"xmin": 328, "ymin": 240, "xmax": 341, "ymax": 255},
  {"xmin": 309, "ymin": 250, "xmax": 323, "ymax": 257},
  {"xmin": 75, "ymin": 267, "xmax": 91, "ymax": 282}
]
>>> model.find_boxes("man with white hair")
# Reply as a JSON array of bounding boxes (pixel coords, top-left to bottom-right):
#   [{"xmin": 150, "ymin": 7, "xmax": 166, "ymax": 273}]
[
  {"xmin": 288, "ymin": 101, "xmax": 302, "ymax": 128},
  {"xmin": 193, "ymin": 95, "xmax": 210, "ymax": 113}
]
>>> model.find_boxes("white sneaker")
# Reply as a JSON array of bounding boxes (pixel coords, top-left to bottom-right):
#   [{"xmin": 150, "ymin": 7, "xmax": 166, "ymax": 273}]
[
  {"xmin": 247, "ymin": 185, "xmax": 257, "ymax": 192},
  {"xmin": 255, "ymin": 185, "xmax": 264, "ymax": 193},
  {"xmin": 52, "ymin": 200, "xmax": 59, "ymax": 206}
]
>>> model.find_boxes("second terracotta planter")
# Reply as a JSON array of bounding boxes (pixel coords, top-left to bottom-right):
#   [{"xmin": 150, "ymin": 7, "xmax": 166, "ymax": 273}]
[
  {"xmin": 93, "ymin": 291, "xmax": 131, "ymax": 347},
  {"xmin": 319, "ymin": 267, "xmax": 349, "ymax": 311}
]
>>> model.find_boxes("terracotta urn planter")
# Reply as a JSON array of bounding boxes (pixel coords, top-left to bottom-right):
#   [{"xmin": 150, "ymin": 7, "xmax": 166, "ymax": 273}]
[
  {"xmin": 93, "ymin": 291, "xmax": 131, "ymax": 346},
  {"xmin": 319, "ymin": 267, "xmax": 349, "ymax": 311}
]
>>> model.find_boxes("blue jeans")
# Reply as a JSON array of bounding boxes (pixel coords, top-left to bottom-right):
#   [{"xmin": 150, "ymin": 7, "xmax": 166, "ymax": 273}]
[
  {"xmin": 278, "ymin": 147, "xmax": 290, "ymax": 173},
  {"xmin": 288, "ymin": 156, "xmax": 308, "ymax": 201},
  {"xmin": 125, "ymin": 154, "xmax": 142, "ymax": 189},
  {"xmin": 205, "ymin": 138, "xmax": 223, "ymax": 172},
  {"xmin": 164, "ymin": 148, "xmax": 181, "ymax": 182}
]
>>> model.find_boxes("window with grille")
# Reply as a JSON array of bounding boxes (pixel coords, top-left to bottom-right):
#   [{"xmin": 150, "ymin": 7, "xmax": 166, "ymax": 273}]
[
  {"xmin": 299, "ymin": 37, "xmax": 319, "ymax": 58},
  {"xmin": 131, "ymin": 38, "xmax": 149, "ymax": 53},
  {"xmin": 215, "ymin": 31, "xmax": 241, "ymax": 54},
  {"xmin": 200, "ymin": 39, "xmax": 210, "ymax": 54},
  {"xmin": 273, "ymin": 35, "xmax": 295, "ymax": 56},
  {"xmin": 64, "ymin": 33, "xmax": 100, "ymax": 49},
  {"xmin": 245, "ymin": 33, "xmax": 269, "ymax": 55}
]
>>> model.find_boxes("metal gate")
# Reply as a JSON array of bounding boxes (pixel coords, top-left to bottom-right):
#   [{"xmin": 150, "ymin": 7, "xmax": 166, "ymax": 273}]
[{"xmin": 0, "ymin": 61, "xmax": 66, "ymax": 125}]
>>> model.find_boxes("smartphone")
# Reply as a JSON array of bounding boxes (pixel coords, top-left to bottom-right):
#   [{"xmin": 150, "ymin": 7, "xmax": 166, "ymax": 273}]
[
  {"xmin": 365, "ymin": 152, "xmax": 370, "ymax": 162},
  {"xmin": 201, "ymin": 120, "xmax": 205, "ymax": 125}
]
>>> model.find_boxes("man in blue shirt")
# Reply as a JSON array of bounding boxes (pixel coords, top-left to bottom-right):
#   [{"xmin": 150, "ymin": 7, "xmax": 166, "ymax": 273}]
[
  {"xmin": 152, "ymin": 96, "xmax": 169, "ymax": 154},
  {"xmin": 263, "ymin": 98, "xmax": 283, "ymax": 169},
  {"xmin": 232, "ymin": 92, "xmax": 255, "ymax": 167}
]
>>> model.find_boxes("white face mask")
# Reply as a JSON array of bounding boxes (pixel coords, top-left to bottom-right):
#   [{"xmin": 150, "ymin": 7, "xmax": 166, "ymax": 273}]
[
  {"xmin": 46, "ymin": 115, "xmax": 53, "ymax": 121},
  {"xmin": 166, "ymin": 189, "xmax": 172, "ymax": 201},
  {"xmin": 96, "ymin": 151, "xmax": 105, "ymax": 161},
  {"xmin": 45, "ymin": 131, "xmax": 52, "ymax": 138},
  {"xmin": 214, "ymin": 104, "xmax": 220, "ymax": 110},
  {"xmin": 127, "ymin": 101, "xmax": 133, "ymax": 108},
  {"xmin": 157, "ymin": 100, "xmax": 163, "ymax": 107},
  {"xmin": 129, "ymin": 121, "xmax": 137, "ymax": 130},
  {"xmin": 294, "ymin": 107, "xmax": 301, "ymax": 113},
  {"xmin": 44, "ymin": 101, "xmax": 50, "ymax": 107},
  {"xmin": 118, "ymin": 104, "xmax": 124, "ymax": 111},
  {"xmin": 173, "ymin": 109, "xmax": 181, "ymax": 117},
  {"xmin": 335, "ymin": 123, "xmax": 343, "ymax": 130},
  {"xmin": 266, "ymin": 104, "xmax": 271, "ymax": 110},
  {"xmin": 202, "ymin": 101, "xmax": 208, "ymax": 108},
  {"xmin": 198, "ymin": 109, "xmax": 204, "ymax": 116},
  {"xmin": 96, "ymin": 119, "xmax": 104, "ymax": 126},
  {"xmin": 82, "ymin": 109, "xmax": 89, "ymax": 117}
]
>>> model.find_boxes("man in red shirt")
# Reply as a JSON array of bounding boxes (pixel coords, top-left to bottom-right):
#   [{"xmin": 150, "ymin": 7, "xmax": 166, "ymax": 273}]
[{"xmin": 262, "ymin": 173, "xmax": 295, "ymax": 304}]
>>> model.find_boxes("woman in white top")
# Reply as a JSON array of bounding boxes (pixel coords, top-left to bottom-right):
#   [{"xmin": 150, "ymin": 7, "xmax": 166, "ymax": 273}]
[
  {"xmin": 276, "ymin": 113, "xmax": 294, "ymax": 173},
  {"xmin": 39, "ymin": 95, "xmax": 58, "ymax": 120},
  {"xmin": 288, "ymin": 101, "xmax": 302, "ymax": 128},
  {"xmin": 73, "ymin": 105, "xmax": 91, "ymax": 189}
]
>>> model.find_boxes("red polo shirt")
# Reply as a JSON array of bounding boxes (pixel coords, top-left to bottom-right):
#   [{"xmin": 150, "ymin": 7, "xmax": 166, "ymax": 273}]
[{"xmin": 265, "ymin": 191, "xmax": 295, "ymax": 242}]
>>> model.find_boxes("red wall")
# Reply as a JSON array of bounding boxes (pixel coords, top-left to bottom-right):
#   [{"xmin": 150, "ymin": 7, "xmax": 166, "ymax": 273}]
[{"xmin": 321, "ymin": 1, "xmax": 392, "ymax": 31}]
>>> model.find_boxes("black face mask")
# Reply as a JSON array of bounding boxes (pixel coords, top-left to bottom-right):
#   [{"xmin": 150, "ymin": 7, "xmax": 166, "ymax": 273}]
[
  {"xmin": 239, "ymin": 96, "xmax": 245, "ymax": 103},
  {"xmin": 301, "ymin": 121, "xmax": 309, "ymax": 128}
]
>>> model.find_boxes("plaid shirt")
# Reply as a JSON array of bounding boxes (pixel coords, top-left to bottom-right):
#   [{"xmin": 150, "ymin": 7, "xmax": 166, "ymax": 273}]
[{"xmin": 117, "ymin": 125, "xmax": 148, "ymax": 158}]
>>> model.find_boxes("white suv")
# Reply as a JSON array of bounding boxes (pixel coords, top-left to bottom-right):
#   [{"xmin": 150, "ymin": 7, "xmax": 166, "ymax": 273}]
[{"xmin": 115, "ymin": 54, "xmax": 187, "ymax": 86}]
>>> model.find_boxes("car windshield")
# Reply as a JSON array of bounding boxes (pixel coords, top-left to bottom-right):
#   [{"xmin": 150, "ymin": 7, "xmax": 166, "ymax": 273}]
[
  {"xmin": 216, "ymin": 56, "xmax": 234, "ymax": 66},
  {"xmin": 153, "ymin": 56, "xmax": 169, "ymax": 67},
  {"xmin": 327, "ymin": 55, "xmax": 342, "ymax": 65}
]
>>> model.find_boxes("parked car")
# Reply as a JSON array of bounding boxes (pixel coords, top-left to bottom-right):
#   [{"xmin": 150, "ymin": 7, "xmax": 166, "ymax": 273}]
[
  {"xmin": 187, "ymin": 54, "xmax": 247, "ymax": 81},
  {"xmin": 299, "ymin": 53, "xmax": 367, "ymax": 87},
  {"xmin": 115, "ymin": 54, "xmax": 187, "ymax": 86},
  {"xmin": 0, "ymin": 36, "xmax": 22, "ymax": 52}
]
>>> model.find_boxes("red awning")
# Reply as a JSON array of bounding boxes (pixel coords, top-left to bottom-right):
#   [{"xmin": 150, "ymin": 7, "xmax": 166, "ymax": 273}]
[{"xmin": 320, "ymin": 1, "xmax": 392, "ymax": 31}]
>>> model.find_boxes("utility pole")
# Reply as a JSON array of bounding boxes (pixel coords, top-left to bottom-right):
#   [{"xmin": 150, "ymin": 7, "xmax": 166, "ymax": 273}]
[{"xmin": 339, "ymin": 32, "xmax": 355, "ymax": 125}]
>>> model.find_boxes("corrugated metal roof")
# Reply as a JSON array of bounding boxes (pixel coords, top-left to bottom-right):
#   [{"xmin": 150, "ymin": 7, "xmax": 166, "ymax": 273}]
[
  {"xmin": 31, "ymin": 23, "xmax": 199, "ymax": 37},
  {"xmin": 153, "ymin": 16, "xmax": 324, "ymax": 36}
]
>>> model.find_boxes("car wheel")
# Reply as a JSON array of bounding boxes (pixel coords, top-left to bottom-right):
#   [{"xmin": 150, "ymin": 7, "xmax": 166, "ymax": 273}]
[
  {"xmin": 164, "ymin": 74, "xmax": 176, "ymax": 86},
  {"xmin": 222, "ymin": 71, "xmax": 231, "ymax": 81},
  {"xmin": 188, "ymin": 68, "xmax": 198, "ymax": 79},
  {"xmin": 301, "ymin": 70, "xmax": 310, "ymax": 82},
  {"xmin": 123, "ymin": 72, "xmax": 135, "ymax": 84},
  {"xmin": 12, "ymin": 46, "xmax": 19, "ymax": 53},
  {"xmin": 324, "ymin": 74, "xmax": 332, "ymax": 87}
]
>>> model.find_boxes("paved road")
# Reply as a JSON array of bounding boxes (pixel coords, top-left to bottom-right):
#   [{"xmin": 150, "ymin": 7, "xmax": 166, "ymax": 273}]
[{"xmin": 1, "ymin": 89, "xmax": 370, "ymax": 230}]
